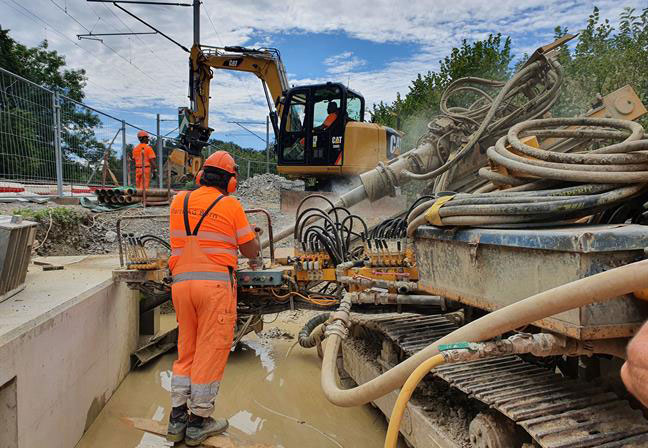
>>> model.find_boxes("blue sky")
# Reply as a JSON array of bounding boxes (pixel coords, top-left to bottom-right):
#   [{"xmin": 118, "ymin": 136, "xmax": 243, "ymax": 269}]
[{"xmin": 2, "ymin": 0, "xmax": 645, "ymax": 151}]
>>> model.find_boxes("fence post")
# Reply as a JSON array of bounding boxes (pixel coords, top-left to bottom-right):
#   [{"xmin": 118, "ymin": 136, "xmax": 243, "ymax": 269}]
[
  {"xmin": 52, "ymin": 92, "xmax": 64, "ymax": 197},
  {"xmin": 247, "ymin": 159, "xmax": 251, "ymax": 179},
  {"xmin": 121, "ymin": 120, "xmax": 127, "ymax": 186},
  {"xmin": 157, "ymin": 113, "xmax": 163, "ymax": 189}
]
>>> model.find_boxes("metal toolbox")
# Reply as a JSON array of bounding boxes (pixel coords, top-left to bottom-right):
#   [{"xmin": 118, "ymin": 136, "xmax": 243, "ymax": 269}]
[
  {"xmin": 0, "ymin": 215, "xmax": 37, "ymax": 303},
  {"xmin": 414, "ymin": 224, "xmax": 648, "ymax": 340}
]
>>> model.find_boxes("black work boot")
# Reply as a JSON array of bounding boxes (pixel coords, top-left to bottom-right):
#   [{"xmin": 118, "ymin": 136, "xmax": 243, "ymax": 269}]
[
  {"xmin": 166, "ymin": 404, "xmax": 188, "ymax": 443},
  {"xmin": 185, "ymin": 415, "xmax": 229, "ymax": 446}
]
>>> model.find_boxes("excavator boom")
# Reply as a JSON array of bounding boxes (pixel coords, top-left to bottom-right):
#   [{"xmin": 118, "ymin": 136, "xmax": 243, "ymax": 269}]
[{"xmin": 181, "ymin": 44, "xmax": 289, "ymax": 154}]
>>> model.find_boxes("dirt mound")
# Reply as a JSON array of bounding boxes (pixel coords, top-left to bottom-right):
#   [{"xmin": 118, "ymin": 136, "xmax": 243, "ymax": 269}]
[
  {"xmin": 8, "ymin": 207, "xmax": 102, "ymax": 256},
  {"xmin": 5, "ymin": 204, "xmax": 171, "ymax": 257}
]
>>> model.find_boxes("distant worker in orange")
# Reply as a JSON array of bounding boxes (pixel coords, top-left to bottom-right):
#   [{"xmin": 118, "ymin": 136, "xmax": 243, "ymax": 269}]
[
  {"xmin": 166, "ymin": 151, "xmax": 260, "ymax": 446},
  {"xmin": 132, "ymin": 130, "xmax": 156, "ymax": 190}
]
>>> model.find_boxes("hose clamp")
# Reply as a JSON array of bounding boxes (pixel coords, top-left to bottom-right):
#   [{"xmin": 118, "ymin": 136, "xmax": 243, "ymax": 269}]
[{"xmin": 325, "ymin": 321, "xmax": 349, "ymax": 340}]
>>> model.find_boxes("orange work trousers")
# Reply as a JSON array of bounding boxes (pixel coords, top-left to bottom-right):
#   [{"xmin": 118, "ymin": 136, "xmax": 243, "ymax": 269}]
[
  {"xmin": 171, "ymin": 278, "xmax": 236, "ymax": 416},
  {"xmin": 135, "ymin": 166, "xmax": 151, "ymax": 190}
]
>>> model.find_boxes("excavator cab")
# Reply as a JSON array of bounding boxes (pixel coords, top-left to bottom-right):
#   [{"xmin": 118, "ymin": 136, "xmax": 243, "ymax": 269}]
[
  {"xmin": 181, "ymin": 44, "xmax": 397, "ymax": 187},
  {"xmin": 277, "ymin": 82, "xmax": 365, "ymax": 172}
]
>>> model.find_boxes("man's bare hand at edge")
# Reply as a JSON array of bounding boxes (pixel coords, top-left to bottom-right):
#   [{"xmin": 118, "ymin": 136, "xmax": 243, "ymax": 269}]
[{"xmin": 622, "ymin": 320, "xmax": 648, "ymax": 407}]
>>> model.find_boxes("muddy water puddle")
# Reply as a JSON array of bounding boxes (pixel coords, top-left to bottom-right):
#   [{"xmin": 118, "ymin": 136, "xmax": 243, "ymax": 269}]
[{"xmin": 78, "ymin": 315, "xmax": 391, "ymax": 448}]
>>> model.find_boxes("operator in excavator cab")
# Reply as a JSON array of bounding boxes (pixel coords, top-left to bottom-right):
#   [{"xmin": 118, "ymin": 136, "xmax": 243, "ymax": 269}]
[
  {"xmin": 316, "ymin": 100, "xmax": 339, "ymax": 131},
  {"xmin": 290, "ymin": 100, "xmax": 340, "ymax": 158},
  {"xmin": 132, "ymin": 130, "xmax": 156, "ymax": 190},
  {"xmin": 166, "ymin": 151, "xmax": 260, "ymax": 446}
]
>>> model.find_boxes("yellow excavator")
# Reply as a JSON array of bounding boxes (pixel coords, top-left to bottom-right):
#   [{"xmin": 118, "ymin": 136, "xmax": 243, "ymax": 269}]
[{"xmin": 178, "ymin": 44, "xmax": 403, "ymax": 188}]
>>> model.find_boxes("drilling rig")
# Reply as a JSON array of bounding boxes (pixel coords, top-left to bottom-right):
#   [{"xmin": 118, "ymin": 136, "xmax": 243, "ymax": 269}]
[{"xmin": 113, "ymin": 34, "xmax": 648, "ymax": 447}]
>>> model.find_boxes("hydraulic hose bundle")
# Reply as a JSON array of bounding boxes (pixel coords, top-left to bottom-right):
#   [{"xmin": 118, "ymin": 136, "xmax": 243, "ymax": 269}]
[
  {"xmin": 407, "ymin": 118, "xmax": 648, "ymax": 233},
  {"xmin": 294, "ymin": 194, "xmax": 368, "ymax": 265},
  {"xmin": 400, "ymin": 56, "xmax": 563, "ymax": 185}
]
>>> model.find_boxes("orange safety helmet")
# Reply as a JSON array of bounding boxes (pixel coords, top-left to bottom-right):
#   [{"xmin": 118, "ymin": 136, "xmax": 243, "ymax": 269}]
[
  {"xmin": 137, "ymin": 130, "xmax": 149, "ymax": 139},
  {"xmin": 203, "ymin": 151, "xmax": 238, "ymax": 193}
]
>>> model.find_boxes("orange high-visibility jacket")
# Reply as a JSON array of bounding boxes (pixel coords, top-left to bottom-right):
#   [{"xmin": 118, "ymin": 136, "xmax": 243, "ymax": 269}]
[
  {"xmin": 322, "ymin": 112, "xmax": 337, "ymax": 129},
  {"xmin": 133, "ymin": 143, "xmax": 156, "ymax": 168},
  {"xmin": 169, "ymin": 187, "xmax": 255, "ymax": 272}
]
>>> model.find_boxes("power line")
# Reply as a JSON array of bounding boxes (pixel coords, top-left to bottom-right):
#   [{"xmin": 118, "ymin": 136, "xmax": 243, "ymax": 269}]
[
  {"xmin": 98, "ymin": 1, "xmax": 162, "ymax": 57},
  {"xmin": 46, "ymin": 0, "xmax": 157, "ymax": 80},
  {"xmin": 49, "ymin": 0, "xmax": 91, "ymax": 32},
  {"xmin": 1, "ymin": 0, "xmax": 133, "ymax": 96},
  {"xmin": 228, "ymin": 121, "xmax": 266, "ymax": 142},
  {"xmin": 5, "ymin": 0, "xmax": 149, "ymax": 86},
  {"xmin": 202, "ymin": 2, "xmax": 224, "ymax": 46},
  {"xmin": 95, "ymin": 2, "xmax": 187, "ymax": 90},
  {"xmin": 200, "ymin": 1, "xmax": 262, "ymax": 110}
]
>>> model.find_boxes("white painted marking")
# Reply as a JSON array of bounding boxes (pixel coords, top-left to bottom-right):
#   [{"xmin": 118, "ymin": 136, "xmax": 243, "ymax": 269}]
[
  {"xmin": 136, "ymin": 432, "xmax": 173, "ymax": 448},
  {"xmin": 159, "ymin": 371, "xmax": 172, "ymax": 392},
  {"xmin": 152, "ymin": 406, "xmax": 165, "ymax": 422}
]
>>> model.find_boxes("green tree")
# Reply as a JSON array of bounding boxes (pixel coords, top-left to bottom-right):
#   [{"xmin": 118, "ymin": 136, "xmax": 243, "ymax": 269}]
[
  {"xmin": 552, "ymin": 7, "xmax": 648, "ymax": 127},
  {"xmin": 0, "ymin": 27, "xmax": 112, "ymax": 183},
  {"xmin": 371, "ymin": 34, "xmax": 513, "ymax": 148}
]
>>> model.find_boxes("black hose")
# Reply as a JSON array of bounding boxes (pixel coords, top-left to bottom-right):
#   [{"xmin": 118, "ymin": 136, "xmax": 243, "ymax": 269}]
[
  {"xmin": 140, "ymin": 234, "xmax": 171, "ymax": 250},
  {"xmin": 139, "ymin": 289, "xmax": 171, "ymax": 314},
  {"xmin": 298, "ymin": 313, "xmax": 330, "ymax": 348}
]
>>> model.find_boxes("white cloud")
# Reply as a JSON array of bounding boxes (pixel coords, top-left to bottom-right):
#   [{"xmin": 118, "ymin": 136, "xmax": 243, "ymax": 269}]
[
  {"xmin": 324, "ymin": 51, "xmax": 367, "ymax": 74},
  {"xmin": 2, "ymin": 0, "xmax": 644, "ymax": 143}
]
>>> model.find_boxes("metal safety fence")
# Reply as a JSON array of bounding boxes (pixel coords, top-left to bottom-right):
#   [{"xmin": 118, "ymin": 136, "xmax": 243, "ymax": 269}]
[
  {"xmin": 204, "ymin": 144, "xmax": 277, "ymax": 182},
  {"xmin": 0, "ymin": 67, "xmax": 135, "ymax": 196},
  {"xmin": 0, "ymin": 66, "xmax": 276, "ymax": 197}
]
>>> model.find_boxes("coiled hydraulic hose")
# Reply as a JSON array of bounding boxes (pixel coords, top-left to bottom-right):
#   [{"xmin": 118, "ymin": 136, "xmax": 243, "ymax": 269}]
[
  {"xmin": 294, "ymin": 197, "xmax": 368, "ymax": 265},
  {"xmin": 321, "ymin": 259, "xmax": 648, "ymax": 408},
  {"xmin": 400, "ymin": 58, "xmax": 563, "ymax": 181},
  {"xmin": 407, "ymin": 118, "xmax": 648, "ymax": 232}
]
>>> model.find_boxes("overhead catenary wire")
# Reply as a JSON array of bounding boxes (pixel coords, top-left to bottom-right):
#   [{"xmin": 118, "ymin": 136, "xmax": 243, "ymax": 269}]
[
  {"xmin": 45, "ymin": 0, "xmax": 157, "ymax": 80},
  {"xmin": 2, "ymin": 0, "xmax": 155, "ymax": 94}
]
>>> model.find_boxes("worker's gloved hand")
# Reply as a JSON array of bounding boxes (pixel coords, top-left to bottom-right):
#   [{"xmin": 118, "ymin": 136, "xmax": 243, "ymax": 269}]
[
  {"xmin": 248, "ymin": 256, "xmax": 262, "ymax": 270},
  {"xmin": 622, "ymin": 320, "xmax": 648, "ymax": 407}
]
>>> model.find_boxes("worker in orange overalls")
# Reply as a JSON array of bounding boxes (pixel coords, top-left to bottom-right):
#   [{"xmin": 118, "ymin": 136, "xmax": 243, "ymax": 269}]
[
  {"xmin": 132, "ymin": 130, "xmax": 156, "ymax": 190},
  {"xmin": 166, "ymin": 151, "xmax": 260, "ymax": 446}
]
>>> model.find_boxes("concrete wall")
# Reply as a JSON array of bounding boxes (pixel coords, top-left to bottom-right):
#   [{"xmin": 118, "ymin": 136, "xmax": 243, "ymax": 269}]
[{"xmin": 0, "ymin": 276, "xmax": 138, "ymax": 448}]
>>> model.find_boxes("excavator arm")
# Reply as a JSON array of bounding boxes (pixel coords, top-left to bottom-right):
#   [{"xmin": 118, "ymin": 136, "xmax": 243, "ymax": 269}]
[{"xmin": 180, "ymin": 44, "xmax": 289, "ymax": 155}]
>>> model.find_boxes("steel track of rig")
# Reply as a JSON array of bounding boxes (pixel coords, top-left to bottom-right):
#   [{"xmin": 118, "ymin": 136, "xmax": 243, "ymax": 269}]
[{"xmin": 349, "ymin": 313, "xmax": 648, "ymax": 448}]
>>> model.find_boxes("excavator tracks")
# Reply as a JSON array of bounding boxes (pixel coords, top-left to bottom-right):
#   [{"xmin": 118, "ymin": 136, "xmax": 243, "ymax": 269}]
[{"xmin": 349, "ymin": 313, "xmax": 648, "ymax": 448}]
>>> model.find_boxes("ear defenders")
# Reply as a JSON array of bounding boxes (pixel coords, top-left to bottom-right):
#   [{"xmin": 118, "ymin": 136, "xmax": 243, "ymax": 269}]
[{"xmin": 226, "ymin": 173, "xmax": 237, "ymax": 193}]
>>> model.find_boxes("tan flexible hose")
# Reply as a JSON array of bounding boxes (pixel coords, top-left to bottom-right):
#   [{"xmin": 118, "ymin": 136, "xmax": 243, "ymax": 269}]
[{"xmin": 321, "ymin": 259, "xmax": 648, "ymax": 407}]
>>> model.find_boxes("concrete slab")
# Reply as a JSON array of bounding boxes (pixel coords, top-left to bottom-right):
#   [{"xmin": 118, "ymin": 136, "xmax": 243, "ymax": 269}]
[
  {"xmin": 0, "ymin": 255, "xmax": 115, "ymax": 343},
  {"xmin": 0, "ymin": 255, "xmax": 139, "ymax": 448}
]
